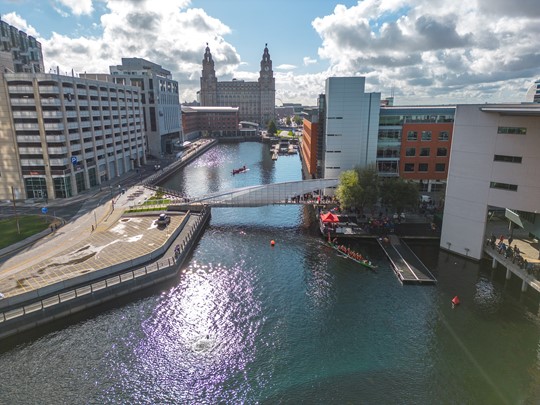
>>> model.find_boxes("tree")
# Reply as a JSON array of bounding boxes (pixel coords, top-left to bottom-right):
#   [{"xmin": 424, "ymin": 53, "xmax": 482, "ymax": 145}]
[
  {"xmin": 356, "ymin": 165, "xmax": 379, "ymax": 212},
  {"xmin": 267, "ymin": 120, "xmax": 277, "ymax": 136},
  {"xmin": 335, "ymin": 166, "xmax": 379, "ymax": 212},
  {"xmin": 380, "ymin": 178, "xmax": 419, "ymax": 214},
  {"xmin": 335, "ymin": 169, "xmax": 362, "ymax": 211},
  {"xmin": 285, "ymin": 116, "xmax": 291, "ymax": 126},
  {"xmin": 293, "ymin": 115, "xmax": 303, "ymax": 126}
]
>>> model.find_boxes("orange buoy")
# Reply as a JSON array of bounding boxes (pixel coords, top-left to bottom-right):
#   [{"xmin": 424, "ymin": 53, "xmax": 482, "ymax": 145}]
[
  {"xmin": 451, "ymin": 296, "xmax": 460, "ymax": 306},
  {"xmin": 270, "ymin": 240, "xmax": 275, "ymax": 247}
]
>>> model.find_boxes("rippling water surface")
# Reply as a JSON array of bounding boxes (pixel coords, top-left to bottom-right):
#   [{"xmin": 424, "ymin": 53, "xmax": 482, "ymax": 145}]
[{"xmin": 1, "ymin": 142, "xmax": 540, "ymax": 404}]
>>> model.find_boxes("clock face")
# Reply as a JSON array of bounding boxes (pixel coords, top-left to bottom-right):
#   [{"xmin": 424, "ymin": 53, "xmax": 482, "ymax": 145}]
[{"xmin": 264, "ymin": 66, "xmax": 269, "ymax": 71}]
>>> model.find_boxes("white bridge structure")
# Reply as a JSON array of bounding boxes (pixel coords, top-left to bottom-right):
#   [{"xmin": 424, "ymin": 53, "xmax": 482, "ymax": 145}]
[{"xmin": 189, "ymin": 179, "xmax": 339, "ymax": 207}]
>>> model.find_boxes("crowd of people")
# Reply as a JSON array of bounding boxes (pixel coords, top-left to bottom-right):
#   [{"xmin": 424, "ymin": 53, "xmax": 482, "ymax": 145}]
[{"xmin": 486, "ymin": 233, "xmax": 530, "ymax": 271}]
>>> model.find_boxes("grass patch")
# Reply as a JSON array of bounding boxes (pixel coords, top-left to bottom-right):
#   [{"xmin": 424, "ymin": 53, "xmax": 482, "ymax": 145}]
[
  {"xmin": 0, "ymin": 215, "xmax": 51, "ymax": 249},
  {"xmin": 142, "ymin": 198, "xmax": 171, "ymax": 206}
]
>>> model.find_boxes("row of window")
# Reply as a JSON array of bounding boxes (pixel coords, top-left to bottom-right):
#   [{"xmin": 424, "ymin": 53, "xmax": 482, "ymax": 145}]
[
  {"xmin": 406, "ymin": 130, "xmax": 449, "ymax": 141},
  {"xmin": 494, "ymin": 154, "xmax": 522, "ymax": 163},
  {"xmin": 498, "ymin": 127, "xmax": 526, "ymax": 135},
  {"xmin": 405, "ymin": 147, "xmax": 448, "ymax": 157},
  {"xmin": 403, "ymin": 163, "xmax": 446, "ymax": 172},
  {"xmin": 490, "ymin": 182, "xmax": 518, "ymax": 191}
]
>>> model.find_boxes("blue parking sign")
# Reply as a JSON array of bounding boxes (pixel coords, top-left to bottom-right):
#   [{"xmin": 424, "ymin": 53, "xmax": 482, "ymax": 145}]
[
  {"xmin": 41, "ymin": 207, "xmax": 48, "ymax": 214},
  {"xmin": 71, "ymin": 156, "xmax": 78, "ymax": 165}
]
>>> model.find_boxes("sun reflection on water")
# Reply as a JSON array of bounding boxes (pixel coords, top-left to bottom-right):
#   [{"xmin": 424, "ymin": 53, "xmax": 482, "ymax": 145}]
[{"xmin": 136, "ymin": 259, "xmax": 264, "ymax": 401}]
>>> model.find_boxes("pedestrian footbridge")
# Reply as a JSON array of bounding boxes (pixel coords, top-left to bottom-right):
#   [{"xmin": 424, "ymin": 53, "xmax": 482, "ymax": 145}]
[{"xmin": 189, "ymin": 179, "xmax": 339, "ymax": 207}]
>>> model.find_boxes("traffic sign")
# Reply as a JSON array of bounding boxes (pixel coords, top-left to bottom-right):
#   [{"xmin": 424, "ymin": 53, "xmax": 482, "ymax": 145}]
[
  {"xmin": 71, "ymin": 156, "xmax": 78, "ymax": 165},
  {"xmin": 41, "ymin": 207, "xmax": 48, "ymax": 214}
]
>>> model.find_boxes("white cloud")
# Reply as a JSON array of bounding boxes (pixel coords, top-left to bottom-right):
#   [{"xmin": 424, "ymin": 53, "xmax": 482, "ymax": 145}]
[
  {"xmin": 276, "ymin": 64, "xmax": 296, "ymax": 71},
  {"xmin": 312, "ymin": 0, "xmax": 540, "ymax": 104},
  {"xmin": 29, "ymin": 0, "xmax": 241, "ymax": 102},
  {"xmin": 7, "ymin": 0, "xmax": 540, "ymax": 106},
  {"xmin": 56, "ymin": 0, "xmax": 94, "ymax": 16}
]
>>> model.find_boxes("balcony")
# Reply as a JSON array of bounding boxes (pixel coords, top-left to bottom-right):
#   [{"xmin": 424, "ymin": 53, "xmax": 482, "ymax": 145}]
[
  {"xmin": 10, "ymin": 98, "xmax": 36, "ymax": 106},
  {"xmin": 8, "ymin": 85, "xmax": 35, "ymax": 94},
  {"xmin": 12, "ymin": 110, "xmax": 38, "ymax": 119},
  {"xmin": 14, "ymin": 123, "xmax": 40, "ymax": 131},
  {"xmin": 20, "ymin": 159, "xmax": 45, "ymax": 166},
  {"xmin": 47, "ymin": 146, "xmax": 68, "ymax": 155},
  {"xmin": 17, "ymin": 135, "xmax": 41, "ymax": 143},
  {"xmin": 49, "ymin": 158, "xmax": 69, "ymax": 166},
  {"xmin": 46, "ymin": 135, "xmax": 66, "ymax": 143},
  {"xmin": 18, "ymin": 147, "xmax": 44, "ymax": 155},
  {"xmin": 41, "ymin": 97, "xmax": 62, "ymax": 106},
  {"xmin": 44, "ymin": 122, "xmax": 65, "ymax": 131},
  {"xmin": 39, "ymin": 85, "xmax": 60, "ymax": 94}
]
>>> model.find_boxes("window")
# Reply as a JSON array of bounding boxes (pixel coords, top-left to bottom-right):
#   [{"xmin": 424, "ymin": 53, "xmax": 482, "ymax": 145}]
[
  {"xmin": 438, "ymin": 131, "xmax": 449, "ymax": 141},
  {"xmin": 405, "ymin": 147, "xmax": 415, "ymax": 156},
  {"xmin": 418, "ymin": 163, "xmax": 428, "ymax": 172},
  {"xmin": 404, "ymin": 163, "xmax": 415, "ymax": 172},
  {"xmin": 494, "ymin": 155, "xmax": 522, "ymax": 163},
  {"xmin": 435, "ymin": 163, "xmax": 445, "ymax": 172},
  {"xmin": 490, "ymin": 182, "xmax": 518, "ymax": 191},
  {"xmin": 419, "ymin": 148, "xmax": 430, "ymax": 157},
  {"xmin": 498, "ymin": 127, "xmax": 526, "ymax": 135},
  {"xmin": 421, "ymin": 131, "xmax": 432, "ymax": 141},
  {"xmin": 437, "ymin": 148, "xmax": 447, "ymax": 157},
  {"xmin": 407, "ymin": 131, "xmax": 417, "ymax": 141}
]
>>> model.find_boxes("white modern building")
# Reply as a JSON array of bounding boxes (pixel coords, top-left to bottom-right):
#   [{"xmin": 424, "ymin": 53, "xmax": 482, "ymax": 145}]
[
  {"xmin": 440, "ymin": 103, "xmax": 540, "ymax": 260},
  {"xmin": 0, "ymin": 72, "xmax": 146, "ymax": 201},
  {"xmin": 323, "ymin": 77, "xmax": 380, "ymax": 180},
  {"xmin": 108, "ymin": 58, "xmax": 182, "ymax": 156}
]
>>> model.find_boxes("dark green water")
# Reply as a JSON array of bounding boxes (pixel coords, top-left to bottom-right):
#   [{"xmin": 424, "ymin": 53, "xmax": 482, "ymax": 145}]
[{"xmin": 1, "ymin": 142, "xmax": 540, "ymax": 404}]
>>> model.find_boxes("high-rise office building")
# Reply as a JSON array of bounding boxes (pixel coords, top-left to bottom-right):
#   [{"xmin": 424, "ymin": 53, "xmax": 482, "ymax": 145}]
[
  {"xmin": 322, "ymin": 77, "xmax": 381, "ymax": 180},
  {"xmin": 200, "ymin": 44, "xmax": 275, "ymax": 125}
]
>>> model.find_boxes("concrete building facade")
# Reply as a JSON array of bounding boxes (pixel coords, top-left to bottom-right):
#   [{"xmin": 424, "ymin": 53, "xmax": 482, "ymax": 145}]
[
  {"xmin": 108, "ymin": 58, "xmax": 182, "ymax": 156},
  {"xmin": 0, "ymin": 17, "xmax": 44, "ymax": 74},
  {"xmin": 199, "ymin": 44, "xmax": 275, "ymax": 126},
  {"xmin": 0, "ymin": 72, "xmax": 146, "ymax": 201},
  {"xmin": 441, "ymin": 103, "xmax": 540, "ymax": 260},
  {"xmin": 323, "ymin": 77, "xmax": 380, "ymax": 180}
]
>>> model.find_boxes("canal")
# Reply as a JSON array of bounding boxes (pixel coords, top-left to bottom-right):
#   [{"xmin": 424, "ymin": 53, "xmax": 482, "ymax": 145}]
[{"xmin": 1, "ymin": 142, "xmax": 540, "ymax": 404}]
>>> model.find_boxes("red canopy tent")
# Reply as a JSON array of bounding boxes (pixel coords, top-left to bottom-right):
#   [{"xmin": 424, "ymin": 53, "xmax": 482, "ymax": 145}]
[{"xmin": 320, "ymin": 212, "xmax": 340, "ymax": 223}]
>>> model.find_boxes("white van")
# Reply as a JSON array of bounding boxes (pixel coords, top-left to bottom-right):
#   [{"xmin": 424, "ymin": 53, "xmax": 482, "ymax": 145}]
[{"xmin": 420, "ymin": 195, "xmax": 432, "ymax": 203}]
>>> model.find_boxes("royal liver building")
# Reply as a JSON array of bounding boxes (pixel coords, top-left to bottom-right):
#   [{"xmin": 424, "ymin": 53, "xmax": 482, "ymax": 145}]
[{"xmin": 199, "ymin": 44, "xmax": 275, "ymax": 125}]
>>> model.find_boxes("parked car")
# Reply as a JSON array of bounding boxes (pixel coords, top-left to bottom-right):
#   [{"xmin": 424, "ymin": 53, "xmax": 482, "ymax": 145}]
[
  {"xmin": 420, "ymin": 195, "xmax": 432, "ymax": 203},
  {"xmin": 156, "ymin": 213, "xmax": 171, "ymax": 226}
]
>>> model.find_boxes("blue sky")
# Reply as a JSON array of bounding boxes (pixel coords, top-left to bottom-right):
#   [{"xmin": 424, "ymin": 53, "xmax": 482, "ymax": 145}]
[{"xmin": 2, "ymin": 0, "xmax": 540, "ymax": 105}]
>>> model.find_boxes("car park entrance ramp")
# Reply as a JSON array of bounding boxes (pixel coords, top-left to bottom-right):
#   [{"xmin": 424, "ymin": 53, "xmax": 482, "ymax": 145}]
[{"xmin": 190, "ymin": 179, "xmax": 339, "ymax": 207}]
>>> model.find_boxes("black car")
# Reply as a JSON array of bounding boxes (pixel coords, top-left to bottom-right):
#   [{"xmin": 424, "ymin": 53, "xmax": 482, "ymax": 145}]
[{"xmin": 156, "ymin": 213, "xmax": 171, "ymax": 226}]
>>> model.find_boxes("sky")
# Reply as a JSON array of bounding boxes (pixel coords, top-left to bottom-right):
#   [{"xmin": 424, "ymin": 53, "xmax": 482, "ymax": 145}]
[{"xmin": 1, "ymin": 0, "xmax": 540, "ymax": 106}]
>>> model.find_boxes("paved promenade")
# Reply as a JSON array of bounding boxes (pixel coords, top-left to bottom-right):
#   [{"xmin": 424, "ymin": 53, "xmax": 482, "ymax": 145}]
[{"xmin": 0, "ymin": 185, "xmax": 182, "ymax": 299}]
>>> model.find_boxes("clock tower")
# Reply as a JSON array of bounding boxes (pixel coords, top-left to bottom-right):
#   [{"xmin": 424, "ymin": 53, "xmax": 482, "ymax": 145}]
[
  {"xmin": 258, "ymin": 43, "xmax": 275, "ymax": 125},
  {"xmin": 200, "ymin": 43, "xmax": 217, "ymax": 106}
]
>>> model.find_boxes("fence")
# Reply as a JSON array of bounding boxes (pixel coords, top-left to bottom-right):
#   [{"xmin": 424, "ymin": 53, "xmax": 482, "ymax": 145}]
[{"xmin": 0, "ymin": 207, "xmax": 210, "ymax": 335}]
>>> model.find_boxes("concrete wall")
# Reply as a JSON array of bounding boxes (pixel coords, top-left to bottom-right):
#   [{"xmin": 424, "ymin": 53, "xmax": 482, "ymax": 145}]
[
  {"xmin": 323, "ymin": 77, "xmax": 380, "ymax": 180},
  {"xmin": 441, "ymin": 104, "xmax": 540, "ymax": 259}
]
